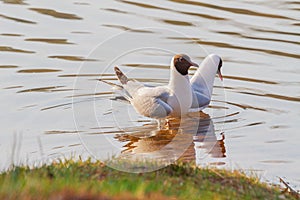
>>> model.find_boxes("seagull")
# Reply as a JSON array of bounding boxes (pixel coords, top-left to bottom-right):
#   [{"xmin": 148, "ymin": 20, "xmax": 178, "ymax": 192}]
[
  {"xmin": 111, "ymin": 54, "xmax": 223, "ymax": 128},
  {"xmin": 114, "ymin": 54, "xmax": 198, "ymax": 123},
  {"xmin": 190, "ymin": 54, "xmax": 223, "ymax": 110}
]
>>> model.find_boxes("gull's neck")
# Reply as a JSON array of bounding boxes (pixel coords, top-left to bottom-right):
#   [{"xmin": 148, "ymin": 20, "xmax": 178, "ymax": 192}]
[
  {"xmin": 190, "ymin": 55, "xmax": 219, "ymax": 98},
  {"xmin": 169, "ymin": 66, "xmax": 190, "ymax": 90},
  {"xmin": 168, "ymin": 60, "xmax": 192, "ymax": 115}
]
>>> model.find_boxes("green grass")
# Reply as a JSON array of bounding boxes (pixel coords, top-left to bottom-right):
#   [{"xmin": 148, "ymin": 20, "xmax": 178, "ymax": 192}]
[{"xmin": 0, "ymin": 158, "xmax": 296, "ymax": 200}]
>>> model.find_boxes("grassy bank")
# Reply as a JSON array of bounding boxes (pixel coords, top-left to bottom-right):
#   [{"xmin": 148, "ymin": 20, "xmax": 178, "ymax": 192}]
[{"xmin": 0, "ymin": 159, "xmax": 296, "ymax": 200}]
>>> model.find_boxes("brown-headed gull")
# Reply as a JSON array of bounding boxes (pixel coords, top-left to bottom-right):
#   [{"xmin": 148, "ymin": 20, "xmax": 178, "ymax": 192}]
[{"xmin": 114, "ymin": 54, "xmax": 198, "ymax": 121}]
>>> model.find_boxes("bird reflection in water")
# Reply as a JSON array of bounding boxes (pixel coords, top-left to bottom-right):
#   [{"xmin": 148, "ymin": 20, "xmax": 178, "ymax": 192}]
[{"xmin": 114, "ymin": 112, "xmax": 226, "ymax": 165}]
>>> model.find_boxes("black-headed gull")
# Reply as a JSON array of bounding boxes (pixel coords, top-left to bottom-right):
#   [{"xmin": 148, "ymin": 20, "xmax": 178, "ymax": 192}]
[
  {"xmin": 190, "ymin": 54, "xmax": 223, "ymax": 110},
  {"xmin": 114, "ymin": 54, "xmax": 199, "ymax": 121},
  {"xmin": 113, "ymin": 54, "xmax": 223, "ymax": 127}
]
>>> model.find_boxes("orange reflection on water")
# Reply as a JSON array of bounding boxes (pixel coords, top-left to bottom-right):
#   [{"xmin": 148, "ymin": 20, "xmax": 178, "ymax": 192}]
[{"xmin": 115, "ymin": 112, "xmax": 226, "ymax": 164}]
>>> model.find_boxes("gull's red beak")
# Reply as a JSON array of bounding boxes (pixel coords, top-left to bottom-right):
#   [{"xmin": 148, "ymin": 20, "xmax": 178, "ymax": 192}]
[
  {"xmin": 188, "ymin": 60, "xmax": 199, "ymax": 68},
  {"xmin": 217, "ymin": 69, "xmax": 223, "ymax": 81}
]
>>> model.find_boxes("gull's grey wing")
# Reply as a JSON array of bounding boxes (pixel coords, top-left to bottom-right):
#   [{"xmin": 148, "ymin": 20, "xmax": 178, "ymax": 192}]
[
  {"xmin": 131, "ymin": 88, "xmax": 173, "ymax": 119},
  {"xmin": 148, "ymin": 98, "xmax": 173, "ymax": 118},
  {"xmin": 190, "ymin": 72, "xmax": 211, "ymax": 109},
  {"xmin": 113, "ymin": 66, "xmax": 156, "ymax": 101},
  {"xmin": 190, "ymin": 90, "xmax": 210, "ymax": 109},
  {"xmin": 114, "ymin": 66, "xmax": 173, "ymax": 118}
]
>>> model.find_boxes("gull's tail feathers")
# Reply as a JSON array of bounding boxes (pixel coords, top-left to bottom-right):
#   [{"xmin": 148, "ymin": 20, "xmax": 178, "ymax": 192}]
[
  {"xmin": 114, "ymin": 66, "xmax": 144, "ymax": 100},
  {"xmin": 99, "ymin": 79, "xmax": 123, "ymax": 90},
  {"xmin": 99, "ymin": 79, "xmax": 132, "ymax": 102},
  {"xmin": 114, "ymin": 66, "xmax": 129, "ymax": 85},
  {"xmin": 114, "ymin": 88, "xmax": 132, "ymax": 102}
]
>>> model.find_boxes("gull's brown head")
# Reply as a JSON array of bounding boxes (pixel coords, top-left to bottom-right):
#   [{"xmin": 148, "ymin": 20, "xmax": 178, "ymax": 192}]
[{"xmin": 173, "ymin": 54, "xmax": 199, "ymax": 76}]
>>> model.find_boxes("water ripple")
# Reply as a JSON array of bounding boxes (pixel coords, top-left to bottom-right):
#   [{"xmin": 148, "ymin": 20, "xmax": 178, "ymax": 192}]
[
  {"xmin": 251, "ymin": 27, "xmax": 300, "ymax": 37},
  {"xmin": 48, "ymin": 55, "xmax": 99, "ymax": 61},
  {"xmin": 25, "ymin": 38, "xmax": 75, "ymax": 45},
  {"xmin": 41, "ymin": 102, "xmax": 73, "ymax": 111},
  {"xmin": 124, "ymin": 63, "xmax": 169, "ymax": 69},
  {"xmin": 45, "ymin": 130, "xmax": 80, "ymax": 134},
  {"xmin": 237, "ymin": 91, "xmax": 300, "ymax": 102},
  {"xmin": 118, "ymin": 0, "xmax": 167, "ymax": 10},
  {"xmin": 178, "ymin": 10, "xmax": 226, "ymax": 20},
  {"xmin": 160, "ymin": 19, "xmax": 194, "ymax": 26},
  {"xmin": 0, "ymin": 65, "xmax": 19, "ymax": 69},
  {"xmin": 2, "ymin": 0, "xmax": 26, "ymax": 5},
  {"xmin": 168, "ymin": 37, "xmax": 300, "ymax": 59},
  {"xmin": 169, "ymin": 0, "xmax": 293, "ymax": 20},
  {"xmin": 216, "ymin": 31, "xmax": 300, "ymax": 46},
  {"xmin": 0, "ymin": 33, "xmax": 24, "ymax": 37},
  {"xmin": 17, "ymin": 86, "xmax": 71, "ymax": 93},
  {"xmin": 17, "ymin": 69, "xmax": 62, "ymax": 73},
  {"xmin": 101, "ymin": 8, "xmax": 130, "ymax": 14},
  {"xmin": 117, "ymin": 0, "xmax": 226, "ymax": 21},
  {"xmin": 0, "ymin": 46, "xmax": 35, "ymax": 54},
  {"xmin": 0, "ymin": 14, "xmax": 36, "ymax": 24},
  {"xmin": 223, "ymin": 75, "xmax": 278, "ymax": 85},
  {"xmin": 29, "ymin": 8, "xmax": 83, "ymax": 20},
  {"xmin": 58, "ymin": 73, "xmax": 115, "ymax": 78},
  {"xmin": 102, "ymin": 24, "xmax": 155, "ymax": 33}
]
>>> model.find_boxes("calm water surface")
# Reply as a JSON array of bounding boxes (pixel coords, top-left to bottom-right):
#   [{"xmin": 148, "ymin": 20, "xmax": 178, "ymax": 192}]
[{"xmin": 1, "ymin": 0, "xmax": 300, "ymax": 190}]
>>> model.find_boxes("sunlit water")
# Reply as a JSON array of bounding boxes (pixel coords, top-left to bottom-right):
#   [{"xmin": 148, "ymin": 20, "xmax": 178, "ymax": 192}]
[{"xmin": 1, "ymin": 0, "xmax": 300, "ymax": 190}]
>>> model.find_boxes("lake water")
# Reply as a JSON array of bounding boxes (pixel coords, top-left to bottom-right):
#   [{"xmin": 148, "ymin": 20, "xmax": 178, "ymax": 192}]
[{"xmin": 1, "ymin": 0, "xmax": 299, "ymax": 191}]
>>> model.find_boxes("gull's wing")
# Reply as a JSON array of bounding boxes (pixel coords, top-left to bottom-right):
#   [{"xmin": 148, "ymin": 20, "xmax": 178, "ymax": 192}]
[
  {"xmin": 114, "ymin": 66, "xmax": 149, "ymax": 101},
  {"xmin": 190, "ymin": 90, "xmax": 210, "ymax": 110},
  {"xmin": 114, "ymin": 66, "xmax": 173, "ymax": 118},
  {"xmin": 147, "ymin": 97, "xmax": 173, "ymax": 119},
  {"xmin": 190, "ymin": 72, "xmax": 210, "ymax": 110},
  {"xmin": 190, "ymin": 55, "xmax": 218, "ymax": 109},
  {"xmin": 131, "ymin": 87, "xmax": 173, "ymax": 119}
]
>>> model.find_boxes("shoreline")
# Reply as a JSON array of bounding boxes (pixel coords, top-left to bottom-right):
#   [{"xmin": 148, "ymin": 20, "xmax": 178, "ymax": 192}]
[{"xmin": 0, "ymin": 158, "xmax": 298, "ymax": 200}]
